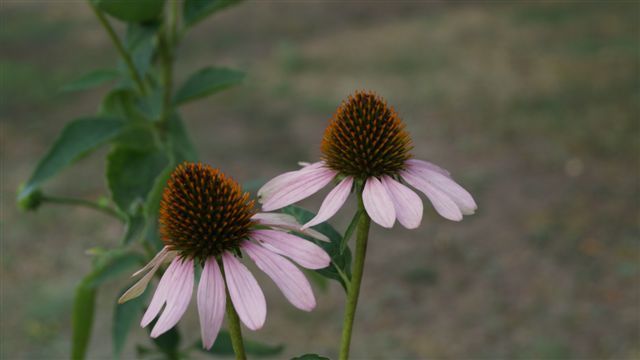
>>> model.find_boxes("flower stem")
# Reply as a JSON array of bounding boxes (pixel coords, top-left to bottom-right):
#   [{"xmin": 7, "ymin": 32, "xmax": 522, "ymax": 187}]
[
  {"xmin": 88, "ymin": 2, "xmax": 146, "ymax": 95},
  {"xmin": 41, "ymin": 195, "xmax": 124, "ymax": 221},
  {"xmin": 225, "ymin": 290, "xmax": 247, "ymax": 360},
  {"xmin": 339, "ymin": 190, "xmax": 371, "ymax": 360}
]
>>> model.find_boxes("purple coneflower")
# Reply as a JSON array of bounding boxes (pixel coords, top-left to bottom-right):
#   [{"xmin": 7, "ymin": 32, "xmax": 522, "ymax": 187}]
[
  {"xmin": 258, "ymin": 91, "xmax": 477, "ymax": 229},
  {"xmin": 119, "ymin": 163, "xmax": 330, "ymax": 349}
]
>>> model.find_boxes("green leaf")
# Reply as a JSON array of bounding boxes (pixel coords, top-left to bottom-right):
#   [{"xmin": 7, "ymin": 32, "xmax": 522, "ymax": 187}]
[
  {"xmin": 122, "ymin": 205, "xmax": 146, "ymax": 244},
  {"xmin": 18, "ymin": 116, "xmax": 125, "ymax": 201},
  {"xmin": 341, "ymin": 210, "xmax": 362, "ymax": 254},
  {"xmin": 144, "ymin": 165, "xmax": 174, "ymax": 250},
  {"xmin": 197, "ymin": 330, "xmax": 284, "ymax": 357},
  {"xmin": 114, "ymin": 125, "xmax": 158, "ymax": 151},
  {"xmin": 304, "ymin": 269, "xmax": 329, "ymax": 293},
  {"xmin": 61, "ymin": 69, "xmax": 119, "ymax": 92},
  {"xmin": 183, "ymin": 0, "xmax": 243, "ymax": 27},
  {"xmin": 100, "ymin": 88, "xmax": 148, "ymax": 122},
  {"xmin": 107, "ymin": 147, "xmax": 169, "ymax": 213},
  {"xmin": 151, "ymin": 323, "xmax": 181, "ymax": 358},
  {"xmin": 167, "ymin": 114, "xmax": 198, "ymax": 162},
  {"xmin": 174, "ymin": 67, "xmax": 244, "ymax": 105},
  {"xmin": 94, "ymin": 0, "xmax": 166, "ymax": 22},
  {"xmin": 281, "ymin": 206, "xmax": 352, "ymax": 291},
  {"xmin": 291, "ymin": 354, "xmax": 331, "ymax": 360},
  {"xmin": 113, "ymin": 285, "xmax": 150, "ymax": 358},
  {"xmin": 125, "ymin": 22, "xmax": 159, "ymax": 80},
  {"xmin": 84, "ymin": 249, "xmax": 145, "ymax": 288},
  {"xmin": 71, "ymin": 282, "xmax": 97, "ymax": 360},
  {"xmin": 72, "ymin": 249, "xmax": 144, "ymax": 359}
]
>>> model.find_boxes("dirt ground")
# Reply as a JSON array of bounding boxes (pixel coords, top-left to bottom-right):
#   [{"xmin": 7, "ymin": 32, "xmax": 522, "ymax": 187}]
[{"xmin": 2, "ymin": 1, "xmax": 639, "ymax": 359}]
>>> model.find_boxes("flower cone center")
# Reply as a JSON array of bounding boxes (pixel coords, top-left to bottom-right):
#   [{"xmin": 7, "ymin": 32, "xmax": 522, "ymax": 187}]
[
  {"xmin": 321, "ymin": 91, "xmax": 412, "ymax": 178},
  {"xmin": 159, "ymin": 162, "xmax": 255, "ymax": 262}
]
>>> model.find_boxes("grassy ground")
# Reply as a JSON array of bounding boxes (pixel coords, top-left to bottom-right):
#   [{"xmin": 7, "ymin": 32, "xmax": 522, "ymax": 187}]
[{"xmin": 2, "ymin": 1, "xmax": 639, "ymax": 359}]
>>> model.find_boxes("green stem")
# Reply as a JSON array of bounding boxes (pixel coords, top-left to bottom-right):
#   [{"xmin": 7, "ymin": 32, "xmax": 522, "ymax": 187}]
[
  {"xmin": 41, "ymin": 195, "xmax": 124, "ymax": 221},
  {"xmin": 339, "ymin": 190, "xmax": 371, "ymax": 360},
  {"xmin": 225, "ymin": 291, "xmax": 247, "ymax": 360},
  {"xmin": 169, "ymin": 0, "xmax": 180, "ymax": 46},
  {"xmin": 88, "ymin": 2, "xmax": 146, "ymax": 95},
  {"xmin": 158, "ymin": 31, "xmax": 173, "ymax": 126}
]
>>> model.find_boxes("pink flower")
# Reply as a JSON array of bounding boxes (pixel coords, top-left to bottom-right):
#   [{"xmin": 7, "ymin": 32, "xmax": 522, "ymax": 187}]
[
  {"xmin": 119, "ymin": 163, "xmax": 330, "ymax": 349},
  {"xmin": 258, "ymin": 91, "xmax": 477, "ymax": 229}
]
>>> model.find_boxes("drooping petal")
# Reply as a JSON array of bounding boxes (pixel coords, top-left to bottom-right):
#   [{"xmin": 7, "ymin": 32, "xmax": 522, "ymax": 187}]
[
  {"xmin": 222, "ymin": 252, "xmax": 266, "ymax": 330},
  {"xmin": 150, "ymin": 258, "xmax": 194, "ymax": 338},
  {"xmin": 259, "ymin": 163, "xmax": 337, "ymax": 211},
  {"xmin": 402, "ymin": 170, "xmax": 463, "ymax": 221},
  {"xmin": 243, "ymin": 242, "xmax": 316, "ymax": 311},
  {"xmin": 252, "ymin": 213, "xmax": 330, "ymax": 242},
  {"xmin": 141, "ymin": 257, "xmax": 181, "ymax": 327},
  {"xmin": 407, "ymin": 165, "xmax": 477, "ymax": 215},
  {"xmin": 132, "ymin": 246, "xmax": 171, "ymax": 278},
  {"xmin": 362, "ymin": 177, "xmax": 396, "ymax": 228},
  {"xmin": 258, "ymin": 162, "xmax": 325, "ymax": 201},
  {"xmin": 302, "ymin": 176, "xmax": 353, "ymax": 229},
  {"xmin": 197, "ymin": 257, "xmax": 226, "ymax": 350},
  {"xmin": 381, "ymin": 176, "xmax": 423, "ymax": 229},
  {"xmin": 406, "ymin": 159, "xmax": 451, "ymax": 177},
  {"xmin": 250, "ymin": 229, "xmax": 330, "ymax": 270},
  {"xmin": 119, "ymin": 248, "xmax": 176, "ymax": 304}
]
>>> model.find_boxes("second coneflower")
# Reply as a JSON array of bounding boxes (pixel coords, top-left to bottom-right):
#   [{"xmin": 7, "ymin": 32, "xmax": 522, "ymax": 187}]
[
  {"xmin": 258, "ymin": 91, "xmax": 477, "ymax": 360},
  {"xmin": 258, "ymin": 90, "xmax": 477, "ymax": 229},
  {"xmin": 118, "ymin": 163, "xmax": 330, "ymax": 351}
]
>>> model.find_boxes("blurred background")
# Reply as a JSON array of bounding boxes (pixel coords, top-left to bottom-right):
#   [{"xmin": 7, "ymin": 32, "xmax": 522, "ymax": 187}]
[{"xmin": 2, "ymin": 1, "xmax": 639, "ymax": 359}]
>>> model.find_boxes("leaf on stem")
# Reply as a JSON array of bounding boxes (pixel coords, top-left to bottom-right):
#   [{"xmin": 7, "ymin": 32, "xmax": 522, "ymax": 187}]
[
  {"xmin": 281, "ymin": 206, "xmax": 352, "ymax": 291},
  {"xmin": 72, "ymin": 249, "xmax": 144, "ymax": 360},
  {"xmin": 144, "ymin": 165, "xmax": 174, "ymax": 250},
  {"xmin": 167, "ymin": 114, "xmax": 199, "ymax": 162},
  {"xmin": 150, "ymin": 322, "xmax": 181, "ymax": 358},
  {"xmin": 93, "ymin": 0, "xmax": 166, "ymax": 23},
  {"xmin": 183, "ymin": 0, "xmax": 243, "ymax": 27},
  {"xmin": 174, "ymin": 67, "xmax": 244, "ymax": 105},
  {"xmin": 341, "ymin": 209, "xmax": 362, "ymax": 254},
  {"xmin": 113, "ymin": 286, "xmax": 150, "ymax": 358},
  {"xmin": 18, "ymin": 116, "xmax": 125, "ymax": 201},
  {"xmin": 71, "ymin": 283, "xmax": 96, "ymax": 360},
  {"xmin": 122, "ymin": 204, "xmax": 146, "ymax": 244},
  {"xmin": 107, "ymin": 147, "xmax": 169, "ymax": 213},
  {"xmin": 61, "ymin": 69, "xmax": 119, "ymax": 92},
  {"xmin": 124, "ymin": 22, "xmax": 159, "ymax": 80}
]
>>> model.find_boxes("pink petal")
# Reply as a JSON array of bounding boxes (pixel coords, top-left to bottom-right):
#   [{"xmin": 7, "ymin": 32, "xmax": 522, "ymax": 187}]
[
  {"xmin": 120, "ymin": 248, "xmax": 176, "ymax": 304},
  {"xmin": 243, "ymin": 242, "xmax": 316, "ymax": 311},
  {"xmin": 408, "ymin": 167, "xmax": 476, "ymax": 215},
  {"xmin": 250, "ymin": 229, "xmax": 330, "ymax": 270},
  {"xmin": 150, "ymin": 258, "xmax": 194, "ymax": 337},
  {"xmin": 141, "ymin": 257, "xmax": 180, "ymax": 327},
  {"xmin": 222, "ymin": 252, "xmax": 266, "ymax": 330},
  {"xmin": 258, "ymin": 162, "xmax": 325, "ymax": 200},
  {"xmin": 381, "ymin": 176, "xmax": 423, "ymax": 229},
  {"xmin": 402, "ymin": 170, "xmax": 463, "ymax": 221},
  {"xmin": 252, "ymin": 213, "xmax": 330, "ymax": 242},
  {"xmin": 197, "ymin": 257, "xmax": 226, "ymax": 350},
  {"xmin": 362, "ymin": 177, "xmax": 396, "ymax": 228},
  {"xmin": 302, "ymin": 176, "xmax": 353, "ymax": 229},
  {"xmin": 406, "ymin": 159, "xmax": 451, "ymax": 177},
  {"xmin": 259, "ymin": 163, "xmax": 337, "ymax": 211}
]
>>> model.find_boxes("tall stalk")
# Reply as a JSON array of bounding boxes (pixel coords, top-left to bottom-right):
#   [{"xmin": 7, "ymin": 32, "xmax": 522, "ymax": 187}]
[{"xmin": 338, "ymin": 190, "xmax": 371, "ymax": 360}]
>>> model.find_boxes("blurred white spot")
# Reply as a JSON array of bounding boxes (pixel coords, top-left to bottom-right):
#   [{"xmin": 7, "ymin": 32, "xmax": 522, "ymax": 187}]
[{"xmin": 565, "ymin": 158, "xmax": 584, "ymax": 177}]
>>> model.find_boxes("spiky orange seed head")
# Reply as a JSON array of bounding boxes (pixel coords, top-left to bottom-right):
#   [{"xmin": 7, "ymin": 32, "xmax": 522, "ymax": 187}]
[
  {"xmin": 159, "ymin": 163, "xmax": 256, "ymax": 262},
  {"xmin": 321, "ymin": 91, "xmax": 413, "ymax": 179}
]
